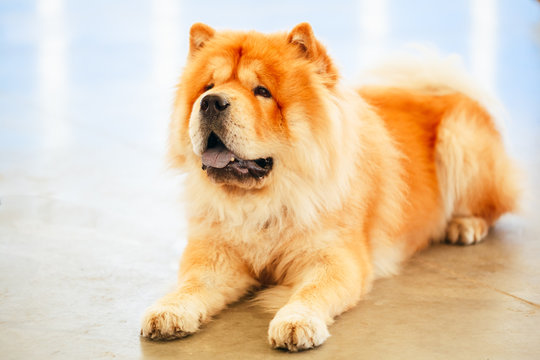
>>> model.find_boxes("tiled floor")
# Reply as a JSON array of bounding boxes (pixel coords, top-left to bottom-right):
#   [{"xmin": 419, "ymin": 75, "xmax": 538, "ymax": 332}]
[{"xmin": 1, "ymin": 1, "xmax": 539, "ymax": 359}]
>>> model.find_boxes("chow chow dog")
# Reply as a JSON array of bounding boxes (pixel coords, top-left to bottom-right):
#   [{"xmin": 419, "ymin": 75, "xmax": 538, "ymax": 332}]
[{"xmin": 141, "ymin": 22, "xmax": 519, "ymax": 351}]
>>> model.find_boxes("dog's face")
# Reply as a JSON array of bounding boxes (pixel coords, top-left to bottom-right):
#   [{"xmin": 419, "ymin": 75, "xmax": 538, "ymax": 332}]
[{"xmin": 170, "ymin": 23, "xmax": 339, "ymax": 191}]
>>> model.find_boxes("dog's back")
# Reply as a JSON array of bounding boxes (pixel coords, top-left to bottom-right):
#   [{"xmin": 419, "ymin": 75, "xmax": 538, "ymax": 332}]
[{"xmin": 359, "ymin": 80, "xmax": 520, "ymax": 267}]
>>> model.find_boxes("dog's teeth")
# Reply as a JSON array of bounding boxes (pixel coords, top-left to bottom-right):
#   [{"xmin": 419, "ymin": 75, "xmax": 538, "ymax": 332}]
[{"xmin": 231, "ymin": 157, "xmax": 235, "ymax": 162}]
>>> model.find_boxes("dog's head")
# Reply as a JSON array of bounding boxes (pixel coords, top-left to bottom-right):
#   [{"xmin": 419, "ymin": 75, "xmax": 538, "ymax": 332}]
[{"xmin": 169, "ymin": 23, "xmax": 341, "ymax": 192}]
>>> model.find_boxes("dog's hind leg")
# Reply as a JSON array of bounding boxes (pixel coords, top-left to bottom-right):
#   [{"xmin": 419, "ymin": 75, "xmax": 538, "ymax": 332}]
[
  {"xmin": 445, "ymin": 215, "xmax": 488, "ymax": 245},
  {"xmin": 435, "ymin": 94, "xmax": 519, "ymax": 246}
]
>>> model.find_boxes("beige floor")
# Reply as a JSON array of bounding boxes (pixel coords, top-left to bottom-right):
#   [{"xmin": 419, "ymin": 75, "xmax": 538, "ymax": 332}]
[
  {"xmin": 1, "ymin": 1, "xmax": 540, "ymax": 359},
  {"xmin": 140, "ymin": 220, "xmax": 540, "ymax": 360},
  {"xmin": 2, "ymin": 203, "xmax": 538, "ymax": 359}
]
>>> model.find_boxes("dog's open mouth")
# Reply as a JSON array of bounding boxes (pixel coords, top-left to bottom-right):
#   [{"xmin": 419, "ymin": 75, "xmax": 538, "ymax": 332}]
[{"xmin": 201, "ymin": 132, "xmax": 273, "ymax": 181}]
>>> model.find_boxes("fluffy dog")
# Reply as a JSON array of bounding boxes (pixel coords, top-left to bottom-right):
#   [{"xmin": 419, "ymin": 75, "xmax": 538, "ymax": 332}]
[{"xmin": 141, "ymin": 23, "xmax": 519, "ymax": 351}]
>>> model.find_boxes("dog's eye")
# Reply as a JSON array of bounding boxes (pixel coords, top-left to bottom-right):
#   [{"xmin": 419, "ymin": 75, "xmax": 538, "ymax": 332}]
[
  {"xmin": 254, "ymin": 86, "xmax": 271, "ymax": 98},
  {"xmin": 204, "ymin": 83, "xmax": 214, "ymax": 92}
]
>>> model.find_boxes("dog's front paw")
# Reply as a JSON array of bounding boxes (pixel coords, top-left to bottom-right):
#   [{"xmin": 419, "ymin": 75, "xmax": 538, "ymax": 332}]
[
  {"xmin": 140, "ymin": 302, "xmax": 203, "ymax": 340},
  {"xmin": 268, "ymin": 304, "xmax": 330, "ymax": 352}
]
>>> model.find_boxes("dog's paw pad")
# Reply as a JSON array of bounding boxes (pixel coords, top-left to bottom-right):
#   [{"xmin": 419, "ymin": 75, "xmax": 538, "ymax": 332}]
[
  {"xmin": 268, "ymin": 307, "xmax": 329, "ymax": 352},
  {"xmin": 140, "ymin": 304, "xmax": 201, "ymax": 341},
  {"xmin": 446, "ymin": 216, "xmax": 488, "ymax": 245}
]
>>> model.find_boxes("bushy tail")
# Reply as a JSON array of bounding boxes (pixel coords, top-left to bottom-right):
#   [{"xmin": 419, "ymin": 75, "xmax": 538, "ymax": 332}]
[
  {"xmin": 357, "ymin": 47, "xmax": 507, "ymax": 132},
  {"xmin": 361, "ymin": 48, "xmax": 521, "ymax": 222}
]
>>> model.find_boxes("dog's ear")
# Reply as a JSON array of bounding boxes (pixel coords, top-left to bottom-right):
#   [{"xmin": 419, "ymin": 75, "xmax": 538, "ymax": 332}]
[
  {"xmin": 189, "ymin": 23, "xmax": 215, "ymax": 55},
  {"xmin": 288, "ymin": 23, "xmax": 338, "ymax": 85}
]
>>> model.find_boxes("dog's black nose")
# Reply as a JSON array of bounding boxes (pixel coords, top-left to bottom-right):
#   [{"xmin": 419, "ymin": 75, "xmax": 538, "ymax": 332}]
[{"xmin": 200, "ymin": 94, "xmax": 230, "ymax": 116}]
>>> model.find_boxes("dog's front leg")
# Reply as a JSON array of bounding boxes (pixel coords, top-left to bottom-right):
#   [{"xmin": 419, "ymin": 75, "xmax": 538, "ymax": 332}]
[
  {"xmin": 141, "ymin": 238, "xmax": 256, "ymax": 340},
  {"xmin": 268, "ymin": 245, "xmax": 372, "ymax": 351}
]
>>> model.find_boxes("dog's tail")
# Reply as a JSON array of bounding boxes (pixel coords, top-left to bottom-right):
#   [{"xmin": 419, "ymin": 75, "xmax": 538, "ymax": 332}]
[
  {"xmin": 358, "ymin": 48, "xmax": 522, "ymax": 221},
  {"xmin": 357, "ymin": 47, "xmax": 506, "ymax": 131}
]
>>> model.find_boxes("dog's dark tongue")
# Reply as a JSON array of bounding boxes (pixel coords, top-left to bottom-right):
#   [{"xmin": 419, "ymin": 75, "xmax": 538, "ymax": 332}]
[{"xmin": 202, "ymin": 145, "xmax": 235, "ymax": 169}]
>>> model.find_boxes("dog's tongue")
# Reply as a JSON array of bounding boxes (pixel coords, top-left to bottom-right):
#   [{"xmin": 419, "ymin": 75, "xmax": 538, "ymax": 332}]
[{"xmin": 202, "ymin": 145, "xmax": 235, "ymax": 169}]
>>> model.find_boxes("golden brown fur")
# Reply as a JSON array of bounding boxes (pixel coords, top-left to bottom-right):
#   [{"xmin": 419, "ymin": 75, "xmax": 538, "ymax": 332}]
[{"xmin": 141, "ymin": 23, "xmax": 519, "ymax": 351}]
